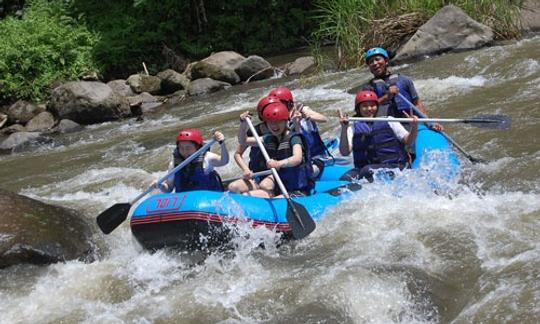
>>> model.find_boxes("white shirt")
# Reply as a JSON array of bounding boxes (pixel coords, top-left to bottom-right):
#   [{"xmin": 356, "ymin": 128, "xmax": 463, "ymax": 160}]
[{"xmin": 347, "ymin": 117, "xmax": 409, "ymax": 143}]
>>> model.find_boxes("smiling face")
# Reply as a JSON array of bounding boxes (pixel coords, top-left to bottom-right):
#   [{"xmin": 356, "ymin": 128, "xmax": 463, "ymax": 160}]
[
  {"xmin": 367, "ymin": 55, "xmax": 388, "ymax": 77},
  {"xmin": 357, "ymin": 101, "xmax": 378, "ymax": 118},
  {"xmin": 177, "ymin": 140, "xmax": 199, "ymax": 158},
  {"xmin": 266, "ymin": 120, "xmax": 288, "ymax": 136}
]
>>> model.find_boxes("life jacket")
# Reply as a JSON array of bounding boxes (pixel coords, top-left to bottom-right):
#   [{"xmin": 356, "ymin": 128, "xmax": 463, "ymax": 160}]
[
  {"xmin": 171, "ymin": 148, "xmax": 224, "ymax": 192},
  {"xmin": 247, "ymin": 123, "xmax": 267, "ymax": 172},
  {"xmin": 264, "ymin": 132, "xmax": 315, "ymax": 193},
  {"xmin": 299, "ymin": 119, "xmax": 328, "ymax": 158},
  {"xmin": 352, "ymin": 120, "xmax": 408, "ymax": 169},
  {"xmin": 369, "ymin": 73, "xmax": 414, "ymax": 117}
]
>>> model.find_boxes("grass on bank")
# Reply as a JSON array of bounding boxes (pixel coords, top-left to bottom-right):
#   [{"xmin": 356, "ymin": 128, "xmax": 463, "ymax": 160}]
[{"xmin": 311, "ymin": 0, "xmax": 525, "ymax": 69}]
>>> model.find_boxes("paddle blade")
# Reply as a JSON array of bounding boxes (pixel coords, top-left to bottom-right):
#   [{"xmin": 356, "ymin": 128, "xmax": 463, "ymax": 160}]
[
  {"xmin": 286, "ymin": 199, "xmax": 316, "ymax": 240},
  {"xmin": 96, "ymin": 203, "xmax": 132, "ymax": 234},
  {"xmin": 469, "ymin": 115, "xmax": 512, "ymax": 129}
]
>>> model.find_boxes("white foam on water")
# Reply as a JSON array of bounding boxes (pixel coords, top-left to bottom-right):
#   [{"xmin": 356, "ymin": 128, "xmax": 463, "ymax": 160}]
[{"xmin": 415, "ymin": 75, "xmax": 488, "ymax": 102}]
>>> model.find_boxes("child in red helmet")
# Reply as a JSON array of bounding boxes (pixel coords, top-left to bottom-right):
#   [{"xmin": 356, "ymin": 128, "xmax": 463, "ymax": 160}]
[
  {"xmin": 337, "ymin": 90, "xmax": 418, "ymax": 182},
  {"xmin": 228, "ymin": 95, "xmax": 278, "ymax": 194},
  {"xmin": 268, "ymin": 86, "xmax": 330, "ymax": 177},
  {"xmin": 155, "ymin": 128, "xmax": 229, "ymax": 192},
  {"xmin": 240, "ymin": 102, "xmax": 315, "ymax": 198}
]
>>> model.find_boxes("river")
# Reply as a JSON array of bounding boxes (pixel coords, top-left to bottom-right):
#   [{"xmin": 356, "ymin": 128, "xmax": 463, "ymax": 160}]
[{"xmin": 0, "ymin": 36, "xmax": 539, "ymax": 323}]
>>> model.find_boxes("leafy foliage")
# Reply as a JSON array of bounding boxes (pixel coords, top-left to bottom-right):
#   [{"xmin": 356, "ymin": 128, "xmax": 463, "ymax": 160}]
[{"xmin": 0, "ymin": 0, "xmax": 100, "ymax": 103}]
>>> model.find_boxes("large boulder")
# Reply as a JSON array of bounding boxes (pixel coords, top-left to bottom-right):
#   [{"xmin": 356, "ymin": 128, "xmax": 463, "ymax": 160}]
[
  {"xmin": 191, "ymin": 51, "xmax": 245, "ymax": 84},
  {"xmin": 126, "ymin": 74, "xmax": 162, "ymax": 95},
  {"xmin": 521, "ymin": 0, "xmax": 540, "ymax": 32},
  {"xmin": 25, "ymin": 111, "xmax": 55, "ymax": 132},
  {"xmin": 157, "ymin": 69, "xmax": 190, "ymax": 94},
  {"xmin": 1, "ymin": 124, "xmax": 25, "ymax": 135},
  {"xmin": 107, "ymin": 79, "xmax": 135, "ymax": 97},
  {"xmin": 48, "ymin": 81, "xmax": 131, "ymax": 125},
  {"xmin": 187, "ymin": 78, "xmax": 231, "ymax": 96},
  {"xmin": 127, "ymin": 92, "xmax": 162, "ymax": 113},
  {"xmin": 55, "ymin": 119, "xmax": 82, "ymax": 134},
  {"xmin": 0, "ymin": 132, "xmax": 51, "ymax": 152},
  {"xmin": 394, "ymin": 5, "xmax": 494, "ymax": 63},
  {"xmin": 7, "ymin": 100, "xmax": 45, "ymax": 124},
  {"xmin": 234, "ymin": 55, "xmax": 274, "ymax": 81},
  {"xmin": 0, "ymin": 189, "xmax": 97, "ymax": 268},
  {"xmin": 286, "ymin": 56, "xmax": 317, "ymax": 76}
]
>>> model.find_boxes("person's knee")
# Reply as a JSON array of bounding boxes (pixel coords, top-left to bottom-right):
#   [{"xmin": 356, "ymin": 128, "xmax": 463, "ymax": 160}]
[{"xmin": 228, "ymin": 180, "xmax": 246, "ymax": 193}]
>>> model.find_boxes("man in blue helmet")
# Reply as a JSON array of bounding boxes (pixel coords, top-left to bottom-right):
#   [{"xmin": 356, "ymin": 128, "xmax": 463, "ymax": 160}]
[{"xmin": 364, "ymin": 47, "xmax": 443, "ymax": 131}]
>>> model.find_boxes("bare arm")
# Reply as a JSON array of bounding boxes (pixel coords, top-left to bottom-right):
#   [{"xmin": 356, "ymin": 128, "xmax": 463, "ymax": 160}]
[
  {"xmin": 233, "ymin": 145, "xmax": 251, "ymax": 172},
  {"xmin": 337, "ymin": 109, "xmax": 352, "ymax": 156},
  {"xmin": 300, "ymin": 105, "xmax": 328, "ymax": 123},
  {"xmin": 267, "ymin": 143, "xmax": 303, "ymax": 169}
]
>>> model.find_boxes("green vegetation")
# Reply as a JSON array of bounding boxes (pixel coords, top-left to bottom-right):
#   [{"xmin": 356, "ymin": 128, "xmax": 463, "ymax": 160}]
[
  {"xmin": 0, "ymin": 0, "xmax": 100, "ymax": 103},
  {"xmin": 0, "ymin": 0, "xmax": 526, "ymax": 104},
  {"xmin": 0, "ymin": 0, "xmax": 313, "ymax": 104},
  {"xmin": 311, "ymin": 0, "xmax": 525, "ymax": 69}
]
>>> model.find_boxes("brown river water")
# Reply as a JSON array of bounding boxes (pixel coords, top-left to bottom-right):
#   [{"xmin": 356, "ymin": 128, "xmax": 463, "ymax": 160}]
[{"xmin": 0, "ymin": 37, "xmax": 539, "ymax": 323}]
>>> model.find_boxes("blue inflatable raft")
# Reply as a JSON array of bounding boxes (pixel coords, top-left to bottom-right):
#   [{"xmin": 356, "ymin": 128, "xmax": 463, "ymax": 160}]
[{"xmin": 130, "ymin": 125, "xmax": 460, "ymax": 250}]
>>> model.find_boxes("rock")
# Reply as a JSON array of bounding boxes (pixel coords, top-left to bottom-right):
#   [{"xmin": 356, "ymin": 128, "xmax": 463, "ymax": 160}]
[
  {"xmin": 191, "ymin": 61, "xmax": 241, "ymax": 85},
  {"xmin": 1, "ymin": 124, "xmax": 26, "ymax": 135},
  {"xmin": 48, "ymin": 81, "xmax": 131, "ymax": 124},
  {"xmin": 187, "ymin": 78, "xmax": 231, "ymax": 96},
  {"xmin": 286, "ymin": 56, "xmax": 317, "ymax": 75},
  {"xmin": 167, "ymin": 90, "xmax": 187, "ymax": 103},
  {"xmin": 107, "ymin": 79, "xmax": 135, "ymax": 97},
  {"xmin": 157, "ymin": 69, "xmax": 190, "ymax": 94},
  {"xmin": 394, "ymin": 5, "xmax": 494, "ymax": 63},
  {"xmin": 25, "ymin": 111, "xmax": 55, "ymax": 132},
  {"xmin": 183, "ymin": 61, "xmax": 197, "ymax": 80},
  {"xmin": 234, "ymin": 55, "xmax": 274, "ymax": 81},
  {"xmin": 0, "ymin": 189, "xmax": 97, "ymax": 268},
  {"xmin": 191, "ymin": 51, "xmax": 245, "ymax": 84},
  {"xmin": 204, "ymin": 51, "xmax": 246, "ymax": 70},
  {"xmin": 56, "ymin": 119, "xmax": 82, "ymax": 133},
  {"xmin": 0, "ymin": 132, "xmax": 50, "ymax": 152},
  {"xmin": 7, "ymin": 100, "xmax": 45, "ymax": 124},
  {"xmin": 127, "ymin": 92, "xmax": 161, "ymax": 113},
  {"xmin": 521, "ymin": 0, "xmax": 540, "ymax": 32},
  {"xmin": 126, "ymin": 74, "xmax": 162, "ymax": 95}
]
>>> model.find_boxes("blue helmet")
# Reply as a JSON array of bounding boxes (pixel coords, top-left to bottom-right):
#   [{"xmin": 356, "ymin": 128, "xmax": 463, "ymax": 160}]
[{"xmin": 365, "ymin": 47, "xmax": 389, "ymax": 63}]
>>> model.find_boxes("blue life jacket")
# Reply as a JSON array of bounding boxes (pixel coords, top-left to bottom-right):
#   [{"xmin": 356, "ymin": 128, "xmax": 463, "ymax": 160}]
[
  {"xmin": 300, "ymin": 119, "xmax": 327, "ymax": 158},
  {"xmin": 264, "ymin": 132, "xmax": 315, "ymax": 194},
  {"xmin": 248, "ymin": 123, "xmax": 267, "ymax": 172},
  {"xmin": 352, "ymin": 120, "xmax": 408, "ymax": 169},
  {"xmin": 171, "ymin": 148, "xmax": 224, "ymax": 192},
  {"xmin": 370, "ymin": 73, "xmax": 413, "ymax": 117}
]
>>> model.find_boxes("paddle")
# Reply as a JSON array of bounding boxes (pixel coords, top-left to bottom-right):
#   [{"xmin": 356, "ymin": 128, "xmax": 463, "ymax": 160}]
[
  {"xmin": 348, "ymin": 115, "xmax": 511, "ymax": 129},
  {"xmin": 395, "ymin": 92, "xmax": 491, "ymax": 164},
  {"xmin": 222, "ymin": 169, "xmax": 273, "ymax": 183},
  {"xmin": 245, "ymin": 118, "xmax": 316, "ymax": 239},
  {"xmin": 96, "ymin": 139, "xmax": 217, "ymax": 234}
]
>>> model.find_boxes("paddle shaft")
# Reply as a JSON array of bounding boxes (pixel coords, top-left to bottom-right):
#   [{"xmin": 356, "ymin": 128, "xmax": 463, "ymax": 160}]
[
  {"xmin": 395, "ymin": 93, "xmax": 482, "ymax": 163},
  {"xmin": 129, "ymin": 139, "xmax": 217, "ymax": 204},
  {"xmin": 222, "ymin": 169, "xmax": 272, "ymax": 183},
  {"xmin": 245, "ymin": 118, "xmax": 292, "ymax": 200},
  {"xmin": 348, "ymin": 117, "xmax": 498, "ymax": 124}
]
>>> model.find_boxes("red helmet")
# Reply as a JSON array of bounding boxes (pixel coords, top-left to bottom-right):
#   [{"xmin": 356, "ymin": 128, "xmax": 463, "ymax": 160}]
[
  {"xmin": 268, "ymin": 86, "xmax": 293, "ymax": 105},
  {"xmin": 355, "ymin": 90, "xmax": 378, "ymax": 107},
  {"xmin": 256, "ymin": 95, "xmax": 281, "ymax": 117},
  {"xmin": 262, "ymin": 102, "xmax": 289, "ymax": 122},
  {"xmin": 176, "ymin": 128, "xmax": 204, "ymax": 145}
]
